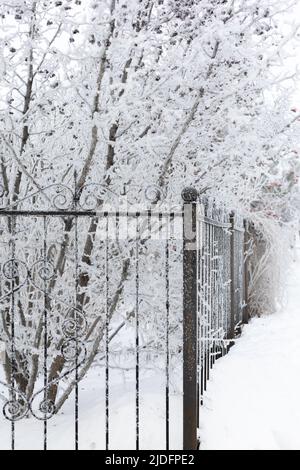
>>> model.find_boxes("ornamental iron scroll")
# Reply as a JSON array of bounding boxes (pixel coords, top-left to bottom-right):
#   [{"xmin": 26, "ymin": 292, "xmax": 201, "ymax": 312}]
[
  {"xmin": 0, "ymin": 179, "xmax": 168, "ymax": 212},
  {"xmin": 1, "ymin": 384, "xmax": 30, "ymax": 422},
  {"xmin": 0, "ymin": 252, "xmax": 88, "ymax": 422}
]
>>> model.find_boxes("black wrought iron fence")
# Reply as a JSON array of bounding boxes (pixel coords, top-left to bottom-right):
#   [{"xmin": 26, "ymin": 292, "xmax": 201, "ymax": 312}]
[
  {"xmin": 182, "ymin": 188, "xmax": 248, "ymax": 449},
  {"xmin": 0, "ymin": 184, "xmax": 248, "ymax": 450}
]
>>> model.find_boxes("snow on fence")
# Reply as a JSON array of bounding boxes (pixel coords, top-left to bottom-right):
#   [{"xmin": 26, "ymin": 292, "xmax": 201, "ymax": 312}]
[{"xmin": 0, "ymin": 184, "xmax": 248, "ymax": 450}]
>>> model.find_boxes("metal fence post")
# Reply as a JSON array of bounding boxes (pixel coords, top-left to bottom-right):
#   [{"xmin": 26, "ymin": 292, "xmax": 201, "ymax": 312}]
[
  {"xmin": 243, "ymin": 219, "xmax": 250, "ymax": 324},
  {"xmin": 229, "ymin": 212, "xmax": 236, "ymax": 340},
  {"xmin": 182, "ymin": 187, "xmax": 198, "ymax": 450}
]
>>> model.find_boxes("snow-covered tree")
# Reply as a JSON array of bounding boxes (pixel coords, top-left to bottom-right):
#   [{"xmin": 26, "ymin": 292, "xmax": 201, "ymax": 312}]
[{"xmin": 0, "ymin": 0, "xmax": 299, "ymax": 416}]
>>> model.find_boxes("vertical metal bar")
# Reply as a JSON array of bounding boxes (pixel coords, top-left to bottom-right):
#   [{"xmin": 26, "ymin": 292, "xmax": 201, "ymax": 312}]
[
  {"xmin": 206, "ymin": 222, "xmax": 210, "ymax": 377},
  {"xmin": 203, "ymin": 214, "xmax": 208, "ymax": 393},
  {"xmin": 218, "ymin": 225, "xmax": 221, "ymax": 357},
  {"xmin": 216, "ymin": 226, "xmax": 220, "ymax": 358},
  {"xmin": 74, "ymin": 174, "xmax": 79, "ymax": 450},
  {"xmin": 220, "ymin": 226, "xmax": 224, "ymax": 358},
  {"xmin": 135, "ymin": 215, "xmax": 140, "ymax": 451},
  {"xmin": 214, "ymin": 225, "xmax": 219, "ymax": 361},
  {"xmin": 212, "ymin": 223, "xmax": 216, "ymax": 367},
  {"xmin": 105, "ymin": 216, "xmax": 109, "ymax": 450},
  {"xmin": 236, "ymin": 230, "xmax": 241, "ymax": 327},
  {"xmin": 207, "ymin": 222, "xmax": 211, "ymax": 374},
  {"xmin": 199, "ymin": 216, "xmax": 204, "ymax": 406},
  {"xmin": 203, "ymin": 221, "xmax": 207, "ymax": 393},
  {"xmin": 182, "ymin": 188, "xmax": 198, "ymax": 451},
  {"xmin": 229, "ymin": 212, "xmax": 235, "ymax": 341},
  {"xmin": 239, "ymin": 231, "xmax": 243, "ymax": 326},
  {"xmin": 210, "ymin": 223, "xmax": 214, "ymax": 369},
  {"xmin": 243, "ymin": 220, "xmax": 249, "ymax": 324},
  {"xmin": 218, "ymin": 226, "xmax": 222, "ymax": 359},
  {"xmin": 210, "ymin": 223, "xmax": 214, "ymax": 367},
  {"xmin": 226, "ymin": 214, "xmax": 231, "ymax": 341},
  {"xmin": 74, "ymin": 220, "xmax": 79, "ymax": 449},
  {"xmin": 10, "ymin": 215, "xmax": 16, "ymax": 451},
  {"xmin": 207, "ymin": 222, "xmax": 212, "ymax": 376},
  {"xmin": 219, "ymin": 223, "xmax": 223, "ymax": 354},
  {"xmin": 165, "ymin": 214, "xmax": 170, "ymax": 451},
  {"xmin": 199, "ymin": 211, "xmax": 206, "ymax": 404},
  {"xmin": 196, "ymin": 215, "xmax": 200, "ymax": 422},
  {"xmin": 43, "ymin": 216, "xmax": 48, "ymax": 450},
  {"xmin": 222, "ymin": 225, "xmax": 227, "ymax": 357},
  {"xmin": 196, "ymin": 206, "xmax": 203, "ymax": 423}
]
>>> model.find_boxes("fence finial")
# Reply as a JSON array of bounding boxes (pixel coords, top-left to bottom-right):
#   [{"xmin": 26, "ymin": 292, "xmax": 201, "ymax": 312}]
[{"xmin": 181, "ymin": 187, "xmax": 198, "ymax": 203}]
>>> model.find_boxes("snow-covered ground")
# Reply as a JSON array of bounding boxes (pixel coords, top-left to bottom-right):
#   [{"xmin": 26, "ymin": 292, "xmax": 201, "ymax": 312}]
[
  {"xmin": 0, "ymin": 359, "xmax": 183, "ymax": 450},
  {"xmin": 201, "ymin": 252, "xmax": 300, "ymax": 450}
]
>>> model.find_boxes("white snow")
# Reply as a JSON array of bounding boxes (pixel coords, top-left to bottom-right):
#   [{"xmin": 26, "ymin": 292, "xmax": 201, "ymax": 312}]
[
  {"xmin": 200, "ymin": 251, "xmax": 300, "ymax": 450},
  {"xmin": 0, "ymin": 361, "xmax": 183, "ymax": 450}
]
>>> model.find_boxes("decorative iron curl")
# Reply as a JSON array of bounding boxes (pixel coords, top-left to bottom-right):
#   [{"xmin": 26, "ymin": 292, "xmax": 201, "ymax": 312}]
[
  {"xmin": 28, "ymin": 261, "xmax": 88, "ymax": 342},
  {"xmin": 0, "ymin": 259, "xmax": 29, "ymax": 302},
  {"xmin": 2, "ymin": 259, "xmax": 27, "ymax": 280},
  {"xmin": 61, "ymin": 338, "xmax": 87, "ymax": 363},
  {"xmin": 38, "ymin": 399, "xmax": 56, "ymax": 418},
  {"xmin": 44, "ymin": 184, "xmax": 75, "ymax": 210},
  {"xmin": 32, "ymin": 259, "xmax": 55, "ymax": 281},
  {"xmin": 144, "ymin": 185, "xmax": 165, "ymax": 204},
  {"xmin": 3, "ymin": 399, "xmax": 28, "ymax": 421},
  {"xmin": 77, "ymin": 183, "xmax": 119, "ymax": 210},
  {"xmin": 62, "ymin": 311, "xmax": 87, "ymax": 338},
  {"xmin": 28, "ymin": 340, "xmax": 87, "ymax": 420},
  {"xmin": 28, "ymin": 259, "xmax": 55, "ymax": 293},
  {"xmin": 1, "ymin": 380, "xmax": 30, "ymax": 422}
]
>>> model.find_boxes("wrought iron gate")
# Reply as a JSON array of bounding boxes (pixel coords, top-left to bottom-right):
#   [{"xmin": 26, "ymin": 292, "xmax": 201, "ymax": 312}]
[{"xmin": 0, "ymin": 184, "xmax": 248, "ymax": 450}]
